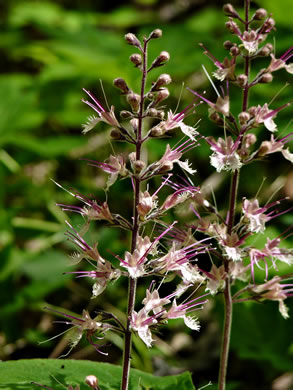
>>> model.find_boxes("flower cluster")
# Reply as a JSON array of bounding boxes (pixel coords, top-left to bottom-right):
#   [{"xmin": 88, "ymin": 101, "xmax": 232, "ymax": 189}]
[{"xmin": 47, "ymin": 4, "xmax": 293, "ymax": 390}]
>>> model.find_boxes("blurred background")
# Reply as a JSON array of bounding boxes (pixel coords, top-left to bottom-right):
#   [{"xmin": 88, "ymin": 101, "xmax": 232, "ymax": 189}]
[{"xmin": 0, "ymin": 0, "xmax": 292, "ymax": 389}]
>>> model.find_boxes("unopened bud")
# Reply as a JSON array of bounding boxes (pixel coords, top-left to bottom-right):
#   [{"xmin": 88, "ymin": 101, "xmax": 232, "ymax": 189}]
[
  {"xmin": 127, "ymin": 93, "xmax": 141, "ymax": 112},
  {"xmin": 258, "ymin": 140, "xmax": 271, "ymax": 156},
  {"xmin": 130, "ymin": 53, "xmax": 142, "ymax": 66},
  {"xmin": 254, "ymin": 8, "xmax": 267, "ymax": 20},
  {"xmin": 248, "ymin": 106, "xmax": 257, "ymax": 116},
  {"xmin": 157, "ymin": 110, "xmax": 165, "ymax": 119},
  {"xmin": 259, "ymin": 72, "xmax": 273, "ymax": 83},
  {"xmin": 151, "ymin": 51, "xmax": 170, "ymax": 68},
  {"xmin": 130, "ymin": 118, "xmax": 139, "ymax": 131},
  {"xmin": 244, "ymin": 133, "xmax": 257, "ymax": 147},
  {"xmin": 125, "ymin": 33, "xmax": 141, "ymax": 48},
  {"xmin": 154, "ymin": 88, "xmax": 170, "ymax": 104},
  {"xmin": 158, "ymin": 161, "xmax": 173, "ymax": 173},
  {"xmin": 152, "ymin": 74, "xmax": 172, "ymax": 91},
  {"xmin": 223, "ymin": 3, "xmax": 238, "ymax": 17},
  {"xmin": 263, "ymin": 17, "xmax": 275, "ymax": 32},
  {"xmin": 230, "ymin": 45, "xmax": 240, "ymax": 56},
  {"xmin": 85, "ymin": 375, "xmax": 99, "ymax": 389},
  {"xmin": 110, "ymin": 129, "xmax": 124, "ymax": 140},
  {"xmin": 225, "ymin": 20, "xmax": 238, "ymax": 33},
  {"xmin": 147, "ymin": 108, "xmax": 159, "ymax": 117},
  {"xmin": 133, "ymin": 160, "xmax": 146, "ymax": 173},
  {"xmin": 237, "ymin": 74, "xmax": 248, "ymax": 87},
  {"xmin": 238, "ymin": 111, "xmax": 250, "ymax": 124},
  {"xmin": 113, "ymin": 78, "xmax": 129, "ymax": 94},
  {"xmin": 149, "ymin": 29, "xmax": 162, "ymax": 39},
  {"xmin": 120, "ymin": 110, "xmax": 133, "ymax": 119},
  {"xmin": 209, "ymin": 111, "xmax": 223, "ymax": 125},
  {"xmin": 223, "ymin": 40, "xmax": 234, "ymax": 50},
  {"xmin": 150, "ymin": 125, "xmax": 163, "ymax": 137},
  {"xmin": 259, "ymin": 43, "xmax": 273, "ymax": 56}
]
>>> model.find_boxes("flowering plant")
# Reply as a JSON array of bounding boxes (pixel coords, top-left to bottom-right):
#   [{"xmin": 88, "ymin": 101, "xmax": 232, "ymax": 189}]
[{"xmin": 32, "ymin": 1, "xmax": 293, "ymax": 390}]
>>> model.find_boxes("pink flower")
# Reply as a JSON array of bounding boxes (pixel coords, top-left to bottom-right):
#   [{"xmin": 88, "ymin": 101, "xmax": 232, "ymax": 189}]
[
  {"xmin": 199, "ymin": 43, "xmax": 236, "ymax": 81},
  {"xmin": 156, "ymin": 140, "xmax": 197, "ymax": 175},
  {"xmin": 65, "ymin": 261, "xmax": 121, "ymax": 298},
  {"xmin": 166, "ymin": 293, "xmax": 209, "ymax": 330},
  {"xmin": 82, "ymin": 88, "xmax": 120, "ymax": 133},
  {"xmin": 44, "ymin": 307, "xmax": 109, "ymax": 355},
  {"xmin": 84, "ymin": 155, "xmax": 128, "ymax": 190},
  {"xmin": 253, "ymin": 102, "xmax": 291, "ymax": 132},
  {"xmin": 257, "ymin": 133, "xmax": 293, "ymax": 163},
  {"xmin": 130, "ymin": 308, "xmax": 159, "ymax": 347},
  {"xmin": 64, "ymin": 221, "xmax": 104, "ymax": 264},
  {"xmin": 249, "ymin": 237, "xmax": 293, "ymax": 281},
  {"xmin": 252, "ymin": 276, "xmax": 293, "ymax": 318},
  {"xmin": 188, "ymin": 88, "xmax": 230, "ymax": 117},
  {"xmin": 242, "ymin": 197, "xmax": 290, "ymax": 233},
  {"xmin": 206, "ymin": 136, "xmax": 242, "ymax": 172},
  {"xmin": 267, "ymin": 47, "xmax": 293, "ymax": 74}
]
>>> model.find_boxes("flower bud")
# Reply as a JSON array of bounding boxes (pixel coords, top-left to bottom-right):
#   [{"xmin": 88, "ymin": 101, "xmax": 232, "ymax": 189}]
[
  {"xmin": 154, "ymin": 88, "xmax": 170, "ymax": 104},
  {"xmin": 152, "ymin": 74, "xmax": 172, "ymax": 91},
  {"xmin": 258, "ymin": 140, "xmax": 271, "ymax": 156},
  {"xmin": 130, "ymin": 118, "xmax": 139, "ymax": 132},
  {"xmin": 238, "ymin": 111, "xmax": 250, "ymax": 124},
  {"xmin": 225, "ymin": 20, "xmax": 238, "ymax": 33},
  {"xmin": 223, "ymin": 40, "xmax": 234, "ymax": 50},
  {"xmin": 125, "ymin": 33, "xmax": 141, "ymax": 48},
  {"xmin": 237, "ymin": 74, "xmax": 248, "ymax": 87},
  {"xmin": 127, "ymin": 93, "xmax": 141, "ymax": 112},
  {"xmin": 263, "ymin": 17, "xmax": 275, "ymax": 32},
  {"xmin": 120, "ymin": 110, "xmax": 133, "ymax": 119},
  {"xmin": 243, "ymin": 133, "xmax": 257, "ymax": 147},
  {"xmin": 209, "ymin": 111, "xmax": 224, "ymax": 125},
  {"xmin": 133, "ymin": 160, "xmax": 146, "ymax": 173},
  {"xmin": 158, "ymin": 161, "xmax": 173, "ymax": 173},
  {"xmin": 149, "ymin": 29, "xmax": 162, "ymax": 39},
  {"xmin": 254, "ymin": 8, "xmax": 267, "ymax": 20},
  {"xmin": 113, "ymin": 78, "xmax": 129, "ymax": 94},
  {"xmin": 150, "ymin": 125, "xmax": 163, "ymax": 137},
  {"xmin": 259, "ymin": 43, "xmax": 273, "ymax": 56},
  {"xmin": 259, "ymin": 72, "xmax": 273, "ymax": 83},
  {"xmin": 151, "ymin": 51, "xmax": 170, "ymax": 68},
  {"xmin": 230, "ymin": 45, "xmax": 240, "ymax": 56},
  {"xmin": 110, "ymin": 129, "xmax": 124, "ymax": 140},
  {"xmin": 147, "ymin": 108, "xmax": 159, "ymax": 117},
  {"xmin": 130, "ymin": 53, "xmax": 142, "ymax": 66},
  {"xmin": 223, "ymin": 3, "xmax": 238, "ymax": 17},
  {"xmin": 248, "ymin": 106, "xmax": 257, "ymax": 116},
  {"xmin": 85, "ymin": 375, "xmax": 99, "ymax": 389}
]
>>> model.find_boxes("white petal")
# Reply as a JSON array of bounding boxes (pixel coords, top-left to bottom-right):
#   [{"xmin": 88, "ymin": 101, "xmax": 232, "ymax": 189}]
[
  {"xmin": 183, "ymin": 315, "xmax": 200, "ymax": 331},
  {"xmin": 179, "ymin": 123, "xmax": 198, "ymax": 141},
  {"xmin": 138, "ymin": 326, "xmax": 154, "ymax": 347},
  {"xmin": 279, "ymin": 300, "xmax": 289, "ymax": 319},
  {"xmin": 92, "ymin": 281, "xmax": 107, "ymax": 298},
  {"xmin": 264, "ymin": 117, "xmax": 277, "ymax": 132},
  {"xmin": 82, "ymin": 115, "xmax": 101, "ymax": 134},
  {"xmin": 281, "ymin": 148, "xmax": 293, "ymax": 163},
  {"xmin": 177, "ymin": 159, "xmax": 196, "ymax": 174},
  {"xmin": 285, "ymin": 63, "xmax": 293, "ymax": 74}
]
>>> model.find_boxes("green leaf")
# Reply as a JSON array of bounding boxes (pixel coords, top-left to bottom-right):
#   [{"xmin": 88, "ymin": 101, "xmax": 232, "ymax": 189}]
[{"xmin": 0, "ymin": 359, "xmax": 196, "ymax": 390}]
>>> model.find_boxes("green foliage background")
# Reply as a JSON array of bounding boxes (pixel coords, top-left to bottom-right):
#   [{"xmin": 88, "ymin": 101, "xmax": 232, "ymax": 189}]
[{"xmin": 0, "ymin": 0, "xmax": 292, "ymax": 389}]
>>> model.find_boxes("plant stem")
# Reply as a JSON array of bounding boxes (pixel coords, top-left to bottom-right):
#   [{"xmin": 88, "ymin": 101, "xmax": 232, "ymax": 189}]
[
  {"xmin": 218, "ymin": 169, "xmax": 239, "ymax": 390},
  {"xmin": 218, "ymin": 269, "xmax": 233, "ymax": 390},
  {"xmin": 218, "ymin": 2, "xmax": 251, "ymax": 388},
  {"xmin": 121, "ymin": 37, "xmax": 149, "ymax": 390}
]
